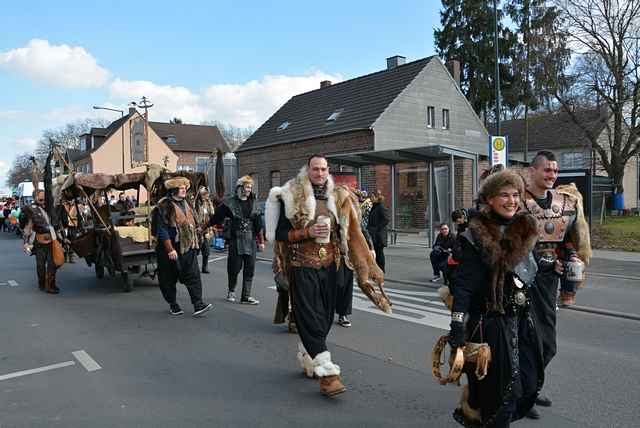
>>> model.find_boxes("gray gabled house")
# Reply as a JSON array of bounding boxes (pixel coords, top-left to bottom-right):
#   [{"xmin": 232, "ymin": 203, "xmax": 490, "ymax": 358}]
[{"xmin": 236, "ymin": 55, "xmax": 491, "ymax": 239}]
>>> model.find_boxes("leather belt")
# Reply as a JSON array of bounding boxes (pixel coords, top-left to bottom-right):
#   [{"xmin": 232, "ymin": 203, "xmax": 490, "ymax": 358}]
[{"xmin": 290, "ymin": 241, "xmax": 338, "ymax": 269}]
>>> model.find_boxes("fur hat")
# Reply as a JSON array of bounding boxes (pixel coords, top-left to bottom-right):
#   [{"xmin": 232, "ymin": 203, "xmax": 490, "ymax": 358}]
[
  {"xmin": 477, "ymin": 168, "xmax": 525, "ymax": 213},
  {"xmin": 164, "ymin": 176, "xmax": 191, "ymax": 190},
  {"xmin": 236, "ymin": 175, "xmax": 254, "ymax": 187}
]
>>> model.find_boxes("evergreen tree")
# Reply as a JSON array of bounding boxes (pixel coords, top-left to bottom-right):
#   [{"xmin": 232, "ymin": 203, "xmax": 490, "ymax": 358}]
[
  {"xmin": 434, "ymin": 0, "xmax": 517, "ymax": 125},
  {"xmin": 506, "ymin": 0, "xmax": 570, "ymax": 159}
]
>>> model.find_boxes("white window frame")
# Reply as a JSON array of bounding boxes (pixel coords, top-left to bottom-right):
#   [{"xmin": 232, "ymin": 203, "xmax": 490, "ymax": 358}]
[
  {"xmin": 560, "ymin": 152, "xmax": 585, "ymax": 169},
  {"xmin": 195, "ymin": 156, "xmax": 209, "ymax": 173},
  {"xmin": 427, "ymin": 106, "xmax": 435, "ymax": 128},
  {"xmin": 442, "ymin": 109, "xmax": 450, "ymax": 130}
]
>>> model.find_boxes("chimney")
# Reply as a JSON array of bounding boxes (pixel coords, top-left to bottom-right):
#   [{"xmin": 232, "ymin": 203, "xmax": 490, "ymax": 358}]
[
  {"xmin": 446, "ymin": 60, "xmax": 461, "ymax": 87},
  {"xmin": 129, "ymin": 107, "xmax": 137, "ymax": 116},
  {"xmin": 386, "ymin": 55, "xmax": 406, "ymax": 70},
  {"xmin": 320, "ymin": 80, "xmax": 332, "ymax": 88}
]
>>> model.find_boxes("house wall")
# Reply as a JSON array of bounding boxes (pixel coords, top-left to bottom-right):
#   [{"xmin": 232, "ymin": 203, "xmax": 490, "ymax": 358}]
[
  {"xmin": 595, "ymin": 125, "xmax": 639, "ymax": 209},
  {"xmin": 372, "ymin": 58, "xmax": 489, "ymax": 155},
  {"xmin": 173, "ymin": 151, "xmax": 215, "ymax": 172},
  {"xmin": 89, "ymin": 113, "xmax": 179, "ymax": 201},
  {"xmin": 236, "ymin": 130, "xmax": 374, "ymax": 199}
]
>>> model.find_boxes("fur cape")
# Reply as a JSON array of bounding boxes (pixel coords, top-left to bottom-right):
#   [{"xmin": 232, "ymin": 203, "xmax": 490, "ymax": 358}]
[
  {"xmin": 465, "ymin": 211, "xmax": 538, "ymax": 313},
  {"xmin": 556, "ymin": 183, "xmax": 592, "ymax": 265},
  {"xmin": 266, "ymin": 166, "xmax": 391, "ymax": 314}
]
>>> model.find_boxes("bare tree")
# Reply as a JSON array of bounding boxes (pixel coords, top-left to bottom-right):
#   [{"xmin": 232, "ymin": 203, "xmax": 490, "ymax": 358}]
[
  {"xmin": 6, "ymin": 153, "xmax": 37, "ymax": 188},
  {"xmin": 34, "ymin": 118, "xmax": 110, "ymax": 159},
  {"xmin": 550, "ymin": 0, "xmax": 640, "ymax": 193},
  {"xmin": 201, "ymin": 120, "xmax": 255, "ymax": 152}
]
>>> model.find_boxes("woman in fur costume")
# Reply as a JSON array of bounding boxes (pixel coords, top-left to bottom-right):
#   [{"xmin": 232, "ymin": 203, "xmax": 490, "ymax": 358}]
[{"xmin": 448, "ymin": 169, "xmax": 544, "ymax": 428}]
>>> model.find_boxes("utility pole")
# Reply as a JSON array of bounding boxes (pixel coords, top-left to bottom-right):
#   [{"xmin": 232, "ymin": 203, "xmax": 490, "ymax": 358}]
[
  {"xmin": 130, "ymin": 97, "xmax": 154, "ymax": 164},
  {"xmin": 493, "ymin": 0, "xmax": 501, "ymax": 135}
]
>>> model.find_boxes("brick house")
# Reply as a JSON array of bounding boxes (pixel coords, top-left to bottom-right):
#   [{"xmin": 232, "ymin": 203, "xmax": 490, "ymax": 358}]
[{"xmin": 236, "ymin": 55, "xmax": 490, "ymax": 242}]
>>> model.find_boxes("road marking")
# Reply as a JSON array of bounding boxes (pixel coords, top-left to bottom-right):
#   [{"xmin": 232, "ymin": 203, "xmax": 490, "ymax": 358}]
[
  {"xmin": 208, "ymin": 256, "xmax": 228, "ymax": 264},
  {"xmin": 72, "ymin": 350, "xmax": 102, "ymax": 372},
  {"xmin": 7, "ymin": 280, "xmax": 18, "ymax": 287},
  {"xmin": 0, "ymin": 282, "xmax": 6, "ymax": 286},
  {"xmin": 0, "ymin": 361, "xmax": 76, "ymax": 382},
  {"xmin": 268, "ymin": 285, "xmax": 449, "ymax": 330}
]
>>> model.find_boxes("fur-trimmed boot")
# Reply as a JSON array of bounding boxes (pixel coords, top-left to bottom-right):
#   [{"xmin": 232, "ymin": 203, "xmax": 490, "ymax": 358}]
[
  {"xmin": 296, "ymin": 343, "xmax": 314, "ymax": 378},
  {"xmin": 313, "ymin": 351, "xmax": 345, "ymax": 397}
]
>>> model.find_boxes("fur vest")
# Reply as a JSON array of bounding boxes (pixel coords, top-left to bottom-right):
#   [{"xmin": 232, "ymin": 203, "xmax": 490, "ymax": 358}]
[
  {"xmin": 463, "ymin": 212, "xmax": 538, "ymax": 313},
  {"xmin": 156, "ymin": 197, "xmax": 199, "ymax": 254}
]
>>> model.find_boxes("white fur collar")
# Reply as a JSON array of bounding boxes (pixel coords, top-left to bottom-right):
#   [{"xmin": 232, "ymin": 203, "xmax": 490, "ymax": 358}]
[{"xmin": 265, "ymin": 166, "xmax": 338, "ymax": 241}]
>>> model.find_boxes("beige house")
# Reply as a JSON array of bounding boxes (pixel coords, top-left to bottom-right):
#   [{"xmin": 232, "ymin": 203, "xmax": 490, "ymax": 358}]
[{"xmin": 69, "ymin": 108, "xmax": 229, "ymax": 200}]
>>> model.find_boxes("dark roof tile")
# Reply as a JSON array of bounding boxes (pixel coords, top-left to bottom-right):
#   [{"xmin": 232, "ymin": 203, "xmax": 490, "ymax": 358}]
[
  {"xmin": 490, "ymin": 109, "xmax": 608, "ymax": 152},
  {"xmin": 149, "ymin": 122, "xmax": 230, "ymax": 153},
  {"xmin": 237, "ymin": 56, "xmax": 435, "ymax": 152}
]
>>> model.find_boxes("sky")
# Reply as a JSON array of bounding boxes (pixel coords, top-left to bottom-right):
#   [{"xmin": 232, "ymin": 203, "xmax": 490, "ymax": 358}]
[{"xmin": 0, "ymin": 0, "xmax": 441, "ymax": 195}]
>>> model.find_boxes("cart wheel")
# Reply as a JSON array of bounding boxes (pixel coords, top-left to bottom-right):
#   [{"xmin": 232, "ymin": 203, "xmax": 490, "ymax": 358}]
[
  {"xmin": 122, "ymin": 272, "xmax": 133, "ymax": 292},
  {"xmin": 95, "ymin": 264, "xmax": 105, "ymax": 279}
]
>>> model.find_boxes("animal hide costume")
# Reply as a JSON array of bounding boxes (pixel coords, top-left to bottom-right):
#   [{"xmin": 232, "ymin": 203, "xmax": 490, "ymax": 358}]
[
  {"xmin": 266, "ymin": 167, "xmax": 391, "ymax": 314},
  {"xmin": 266, "ymin": 166, "xmax": 391, "ymax": 397}
]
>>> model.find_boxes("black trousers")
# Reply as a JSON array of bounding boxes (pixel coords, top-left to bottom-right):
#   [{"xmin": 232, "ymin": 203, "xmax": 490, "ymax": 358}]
[
  {"xmin": 156, "ymin": 247, "xmax": 203, "ymax": 308},
  {"xmin": 373, "ymin": 242, "xmax": 386, "ymax": 272},
  {"xmin": 227, "ymin": 245, "xmax": 256, "ymax": 299},
  {"xmin": 34, "ymin": 242, "xmax": 57, "ymax": 288},
  {"xmin": 430, "ymin": 251, "xmax": 448, "ymax": 276},
  {"xmin": 531, "ymin": 273, "xmax": 559, "ymax": 368},
  {"xmin": 291, "ymin": 263, "xmax": 338, "ymax": 358},
  {"xmin": 336, "ymin": 265, "xmax": 353, "ymax": 316},
  {"xmin": 200, "ymin": 238, "xmax": 210, "ymax": 268}
]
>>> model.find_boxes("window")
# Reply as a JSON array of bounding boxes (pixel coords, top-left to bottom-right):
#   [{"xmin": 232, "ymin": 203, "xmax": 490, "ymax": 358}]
[
  {"xmin": 277, "ymin": 121, "xmax": 290, "ymax": 131},
  {"xmin": 166, "ymin": 135, "xmax": 177, "ymax": 144},
  {"xmin": 442, "ymin": 109, "xmax": 450, "ymax": 129},
  {"xmin": 80, "ymin": 137, "xmax": 86, "ymax": 151},
  {"xmin": 427, "ymin": 106, "xmax": 435, "ymax": 128},
  {"xmin": 407, "ymin": 171, "xmax": 417, "ymax": 187},
  {"xmin": 195, "ymin": 157, "xmax": 209, "ymax": 173},
  {"xmin": 271, "ymin": 171, "xmax": 281, "ymax": 188},
  {"xmin": 326, "ymin": 109, "xmax": 344, "ymax": 122},
  {"xmin": 560, "ymin": 152, "xmax": 585, "ymax": 169}
]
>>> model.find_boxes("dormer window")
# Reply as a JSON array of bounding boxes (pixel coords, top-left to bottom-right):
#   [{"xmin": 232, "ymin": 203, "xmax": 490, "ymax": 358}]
[
  {"xmin": 166, "ymin": 135, "xmax": 177, "ymax": 144},
  {"xmin": 277, "ymin": 121, "xmax": 290, "ymax": 131},
  {"xmin": 326, "ymin": 109, "xmax": 343, "ymax": 122}
]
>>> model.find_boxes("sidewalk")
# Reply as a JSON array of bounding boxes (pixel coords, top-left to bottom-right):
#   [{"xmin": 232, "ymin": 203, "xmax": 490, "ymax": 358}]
[{"xmin": 394, "ymin": 233, "xmax": 640, "ymax": 262}]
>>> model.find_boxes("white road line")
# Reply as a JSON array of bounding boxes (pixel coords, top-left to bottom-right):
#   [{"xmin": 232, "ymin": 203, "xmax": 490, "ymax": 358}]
[
  {"xmin": 0, "ymin": 361, "xmax": 76, "ymax": 382},
  {"xmin": 353, "ymin": 292, "xmax": 451, "ymax": 318},
  {"xmin": 381, "ymin": 287, "xmax": 439, "ymax": 297},
  {"xmin": 208, "ymin": 256, "xmax": 228, "ymax": 263},
  {"xmin": 382, "ymin": 290, "xmax": 443, "ymax": 305},
  {"xmin": 72, "ymin": 350, "xmax": 102, "ymax": 372},
  {"xmin": 7, "ymin": 280, "xmax": 18, "ymax": 287},
  {"xmin": 0, "ymin": 282, "xmax": 6, "ymax": 286},
  {"xmin": 352, "ymin": 297, "xmax": 449, "ymax": 330}
]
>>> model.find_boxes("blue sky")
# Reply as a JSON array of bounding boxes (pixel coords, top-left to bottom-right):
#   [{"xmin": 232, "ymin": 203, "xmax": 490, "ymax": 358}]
[{"xmin": 0, "ymin": 0, "xmax": 441, "ymax": 194}]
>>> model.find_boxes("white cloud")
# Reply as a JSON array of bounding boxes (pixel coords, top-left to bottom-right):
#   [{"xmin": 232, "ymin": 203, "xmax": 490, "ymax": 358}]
[
  {"xmin": 0, "ymin": 39, "xmax": 111, "ymax": 88},
  {"xmin": 108, "ymin": 71, "xmax": 342, "ymax": 128},
  {"xmin": 110, "ymin": 79, "xmax": 204, "ymax": 123},
  {"xmin": 0, "ymin": 110, "xmax": 25, "ymax": 120}
]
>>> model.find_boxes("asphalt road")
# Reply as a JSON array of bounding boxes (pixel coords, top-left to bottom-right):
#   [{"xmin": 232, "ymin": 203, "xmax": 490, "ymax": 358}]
[{"xmin": 1, "ymin": 232, "xmax": 639, "ymax": 428}]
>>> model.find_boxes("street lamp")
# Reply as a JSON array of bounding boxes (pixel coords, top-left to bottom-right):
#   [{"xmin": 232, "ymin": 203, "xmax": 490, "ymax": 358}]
[{"xmin": 93, "ymin": 105, "xmax": 125, "ymax": 173}]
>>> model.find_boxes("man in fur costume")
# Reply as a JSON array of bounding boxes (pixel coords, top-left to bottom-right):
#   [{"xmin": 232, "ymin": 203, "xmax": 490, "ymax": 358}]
[
  {"xmin": 265, "ymin": 155, "xmax": 391, "ymax": 397},
  {"xmin": 195, "ymin": 186, "xmax": 215, "ymax": 274},
  {"xmin": 213, "ymin": 175, "xmax": 264, "ymax": 304},
  {"xmin": 153, "ymin": 177, "xmax": 213, "ymax": 317},
  {"xmin": 520, "ymin": 150, "xmax": 591, "ymax": 419},
  {"xmin": 21, "ymin": 190, "xmax": 61, "ymax": 294}
]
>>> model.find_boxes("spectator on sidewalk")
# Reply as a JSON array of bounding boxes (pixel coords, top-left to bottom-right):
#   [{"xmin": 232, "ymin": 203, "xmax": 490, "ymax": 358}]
[
  {"xmin": 367, "ymin": 190, "xmax": 389, "ymax": 272},
  {"xmin": 429, "ymin": 223, "xmax": 455, "ymax": 282}
]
